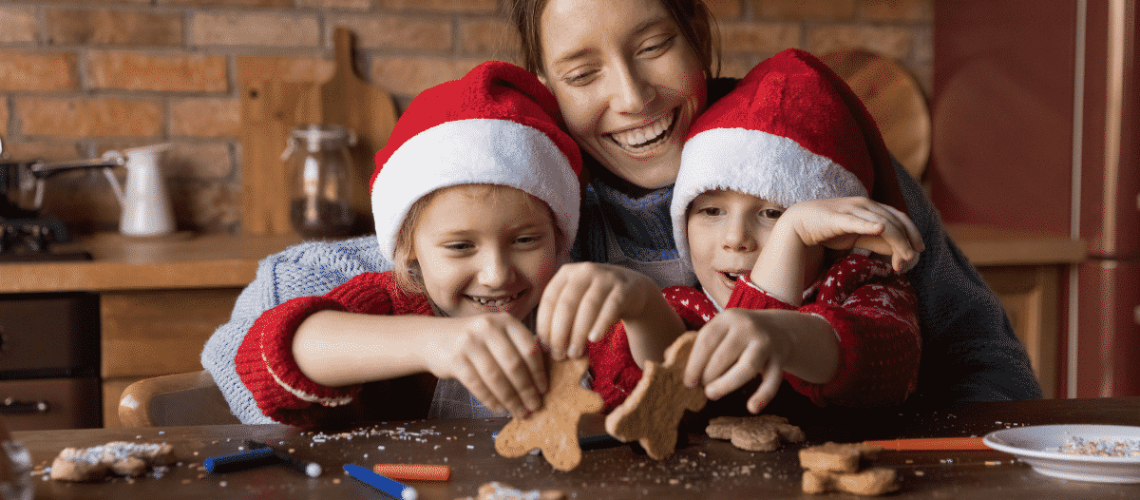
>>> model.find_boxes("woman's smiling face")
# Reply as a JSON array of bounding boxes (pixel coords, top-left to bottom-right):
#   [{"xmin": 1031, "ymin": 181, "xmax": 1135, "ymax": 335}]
[{"xmin": 538, "ymin": 0, "xmax": 707, "ymax": 189}]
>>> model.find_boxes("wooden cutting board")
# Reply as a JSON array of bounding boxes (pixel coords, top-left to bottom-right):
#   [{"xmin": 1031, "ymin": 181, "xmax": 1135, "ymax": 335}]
[
  {"xmin": 321, "ymin": 27, "xmax": 399, "ymax": 234},
  {"xmin": 237, "ymin": 28, "xmax": 398, "ymax": 236},
  {"xmin": 239, "ymin": 79, "xmax": 321, "ymax": 235},
  {"xmin": 819, "ymin": 50, "xmax": 932, "ymax": 181}
]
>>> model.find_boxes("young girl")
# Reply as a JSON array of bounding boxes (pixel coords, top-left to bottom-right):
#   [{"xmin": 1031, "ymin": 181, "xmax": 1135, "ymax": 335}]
[
  {"xmin": 670, "ymin": 49, "xmax": 925, "ymax": 414},
  {"xmin": 235, "ymin": 61, "xmax": 595, "ymax": 428}
]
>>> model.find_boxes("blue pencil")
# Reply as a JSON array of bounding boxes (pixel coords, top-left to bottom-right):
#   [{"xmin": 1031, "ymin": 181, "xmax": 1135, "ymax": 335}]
[
  {"xmin": 204, "ymin": 447, "xmax": 277, "ymax": 473},
  {"xmin": 344, "ymin": 464, "xmax": 419, "ymax": 500}
]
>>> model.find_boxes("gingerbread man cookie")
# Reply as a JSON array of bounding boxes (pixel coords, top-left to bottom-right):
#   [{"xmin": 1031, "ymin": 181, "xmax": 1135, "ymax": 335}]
[
  {"xmin": 495, "ymin": 356, "xmax": 604, "ymax": 471},
  {"xmin": 706, "ymin": 414, "xmax": 805, "ymax": 452},
  {"xmin": 604, "ymin": 332, "xmax": 707, "ymax": 460}
]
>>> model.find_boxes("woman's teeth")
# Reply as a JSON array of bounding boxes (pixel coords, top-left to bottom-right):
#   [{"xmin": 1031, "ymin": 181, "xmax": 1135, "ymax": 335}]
[
  {"xmin": 470, "ymin": 291, "xmax": 523, "ymax": 307},
  {"xmin": 609, "ymin": 111, "xmax": 675, "ymax": 152}
]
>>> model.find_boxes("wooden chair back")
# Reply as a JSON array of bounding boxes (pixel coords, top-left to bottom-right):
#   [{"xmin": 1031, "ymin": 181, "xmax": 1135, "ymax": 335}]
[{"xmin": 118, "ymin": 370, "xmax": 240, "ymax": 427}]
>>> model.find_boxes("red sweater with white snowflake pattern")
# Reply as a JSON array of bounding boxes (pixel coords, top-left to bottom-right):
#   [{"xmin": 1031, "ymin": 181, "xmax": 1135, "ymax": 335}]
[
  {"xmin": 235, "ymin": 270, "xmax": 648, "ymax": 427},
  {"xmin": 592, "ymin": 253, "xmax": 921, "ymax": 410}
]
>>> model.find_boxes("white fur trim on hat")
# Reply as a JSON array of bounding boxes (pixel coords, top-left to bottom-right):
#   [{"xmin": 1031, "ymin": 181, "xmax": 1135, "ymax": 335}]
[
  {"xmin": 671, "ymin": 128, "xmax": 867, "ymax": 265},
  {"xmin": 372, "ymin": 118, "xmax": 580, "ymax": 263}
]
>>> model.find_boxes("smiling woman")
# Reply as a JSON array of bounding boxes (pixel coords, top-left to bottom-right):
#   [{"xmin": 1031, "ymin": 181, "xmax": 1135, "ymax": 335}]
[
  {"xmin": 535, "ymin": 0, "xmax": 707, "ymax": 190},
  {"xmin": 201, "ymin": 0, "xmax": 1043, "ymax": 427}
]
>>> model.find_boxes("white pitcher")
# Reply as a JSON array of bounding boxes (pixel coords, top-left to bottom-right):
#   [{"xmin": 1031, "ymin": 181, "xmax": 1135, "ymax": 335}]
[{"xmin": 106, "ymin": 143, "xmax": 176, "ymax": 237}]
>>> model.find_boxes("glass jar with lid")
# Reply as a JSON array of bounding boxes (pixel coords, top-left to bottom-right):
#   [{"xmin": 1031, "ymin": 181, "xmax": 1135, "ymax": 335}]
[
  {"xmin": 282, "ymin": 124, "xmax": 357, "ymax": 239},
  {"xmin": 0, "ymin": 416, "xmax": 32, "ymax": 500}
]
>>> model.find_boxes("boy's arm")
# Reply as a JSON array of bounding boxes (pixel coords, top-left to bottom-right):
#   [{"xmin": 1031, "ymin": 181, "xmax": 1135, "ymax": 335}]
[
  {"xmin": 749, "ymin": 197, "xmax": 922, "ymax": 305},
  {"xmin": 732, "ymin": 254, "xmax": 922, "ymax": 408}
]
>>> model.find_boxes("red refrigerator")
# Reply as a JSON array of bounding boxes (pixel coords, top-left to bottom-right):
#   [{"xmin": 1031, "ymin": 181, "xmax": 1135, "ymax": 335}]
[{"xmin": 930, "ymin": 0, "xmax": 1139, "ymax": 397}]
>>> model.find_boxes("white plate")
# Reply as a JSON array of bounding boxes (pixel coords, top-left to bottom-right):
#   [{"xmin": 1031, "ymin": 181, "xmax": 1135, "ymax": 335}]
[{"xmin": 983, "ymin": 425, "xmax": 1140, "ymax": 483}]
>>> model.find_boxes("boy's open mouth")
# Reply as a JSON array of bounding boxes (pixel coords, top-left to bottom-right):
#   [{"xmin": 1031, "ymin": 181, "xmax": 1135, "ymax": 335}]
[
  {"xmin": 720, "ymin": 270, "xmax": 750, "ymax": 283},
  {"xmin": 607, "ymin": 109, "xmax": 677, "ymax": 154},
  {"xmin": 468, "ymin": 290, "xmax": 524, "ymax": 307}
]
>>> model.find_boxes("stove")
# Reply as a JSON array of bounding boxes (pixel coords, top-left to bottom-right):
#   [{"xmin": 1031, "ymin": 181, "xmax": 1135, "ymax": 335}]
[{"xmin": 0, "ymin": 215, "xmax": 92, "ymax": 262}]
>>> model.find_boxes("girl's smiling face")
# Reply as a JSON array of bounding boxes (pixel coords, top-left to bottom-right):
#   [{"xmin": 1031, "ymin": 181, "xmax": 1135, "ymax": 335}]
[
  {"xmin": 411, "ymin": 185, "xmax": 561, "ymax": 320},
  {"xmin": 539, "ymin": 0, "xmax": 707, "ymax": 189}
]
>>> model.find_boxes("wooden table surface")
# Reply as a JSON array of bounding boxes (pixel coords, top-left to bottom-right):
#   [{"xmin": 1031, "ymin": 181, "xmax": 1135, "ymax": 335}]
[{"xmin": 13, "ymin": 397, "xmax": 1140, "ymax": 499}]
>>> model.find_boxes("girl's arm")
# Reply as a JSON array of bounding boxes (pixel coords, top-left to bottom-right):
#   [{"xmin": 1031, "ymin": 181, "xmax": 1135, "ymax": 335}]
[
  {"xmin": 238, "ymin": 272, "xmax": 546, "ymax": 426},
  {"xmin": 293, "ymin": 311, "xmax": 547, "ymax": 418}
]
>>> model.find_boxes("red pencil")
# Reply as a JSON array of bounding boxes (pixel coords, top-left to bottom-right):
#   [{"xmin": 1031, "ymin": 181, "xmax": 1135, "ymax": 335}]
[
  {"xmin": 864, "ymin": 437, "xmax": 989, "ymax": 451},
  {"xmin": 372, "ymin": 463, "xmax": 451, "ymax": 482}
]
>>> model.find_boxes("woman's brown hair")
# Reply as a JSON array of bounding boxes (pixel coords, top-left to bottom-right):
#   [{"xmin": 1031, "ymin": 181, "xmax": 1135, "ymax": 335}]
[{"xmin": 510, "ymin": 0, "xmax": 721, "ymax": 79}]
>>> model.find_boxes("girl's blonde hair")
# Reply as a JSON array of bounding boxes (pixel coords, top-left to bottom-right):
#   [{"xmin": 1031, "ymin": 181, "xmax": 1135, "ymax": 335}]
[{"xmin": 391, "ymin": 184, "xmax": 566, "ymax": 295}]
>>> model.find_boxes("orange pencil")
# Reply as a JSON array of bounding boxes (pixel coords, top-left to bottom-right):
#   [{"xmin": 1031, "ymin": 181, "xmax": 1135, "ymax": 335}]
[
  {"xmin": 372, "ymin": 463, "xmax": 451, "ymax": 482},
  {"xmin": 864, "ymin": 437, "xmax": 989, "ymax": 451}
]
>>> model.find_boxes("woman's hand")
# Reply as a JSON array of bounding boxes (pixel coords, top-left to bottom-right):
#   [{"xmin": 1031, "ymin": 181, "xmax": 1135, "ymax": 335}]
[
  {"xmin": 780, "ymin": 197, "xmax": 924, "ymax": 273},
  {"xmin": 420, "ymin": 313, "xmax": 547, "ymax": 418},
  {"xmin": 683, "ymin": 309, "xmax": 838, "ymax": 414},
  {"xmin": 536, "ymin": 262, "xmax": 681, "ymax": 365}
]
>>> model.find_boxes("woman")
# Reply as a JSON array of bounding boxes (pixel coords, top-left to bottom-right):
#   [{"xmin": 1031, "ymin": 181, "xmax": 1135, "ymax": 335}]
[{"xmin": 202, "ymin": 0, "xmax": 1040, "ymax": 425}]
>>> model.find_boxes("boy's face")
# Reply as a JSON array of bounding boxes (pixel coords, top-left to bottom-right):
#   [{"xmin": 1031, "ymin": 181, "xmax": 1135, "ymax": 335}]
[
  {"xmin": 686, "ymin": 190, "xmax": 823, "ymax": 307},
  {"xmin": 412, "ymin": 185, "xmax": 561, "ymax": 320}
]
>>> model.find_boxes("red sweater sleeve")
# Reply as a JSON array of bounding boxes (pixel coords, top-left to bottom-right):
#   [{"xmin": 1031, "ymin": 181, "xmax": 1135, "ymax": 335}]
[
  {"xmin": 236, "ymin": 271, "xmax": 433, "ymax": 427},
  {"xmin": 727, "ymin": 254, "xmax": 921, "ymax": 408},
  {"xmin": 587, "ymin": 286, "xmax": 715, "ymax": 412}
]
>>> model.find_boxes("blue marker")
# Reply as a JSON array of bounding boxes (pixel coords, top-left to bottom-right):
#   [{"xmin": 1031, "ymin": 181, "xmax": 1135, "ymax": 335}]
[
  {"xmin": 344, "ymin": 464, "xmax": 419, "ymax": 500},
  {"xmin": 204, "ymin": 447, "xmax": 277, "ymax": 473}
]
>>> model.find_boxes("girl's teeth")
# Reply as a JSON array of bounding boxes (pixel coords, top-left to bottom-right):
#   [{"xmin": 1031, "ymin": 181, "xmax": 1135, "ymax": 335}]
[{"xmin": 472, "ymin": 291, "xmax": 521, "ymax": 307}]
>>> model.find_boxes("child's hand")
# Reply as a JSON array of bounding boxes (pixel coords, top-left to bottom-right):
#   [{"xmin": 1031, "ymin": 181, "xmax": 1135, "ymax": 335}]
[
  {"xmin": 421, "ymin": 313, "xmax": 547, "ymax": 417},
  {"xmin": 683, "ymin": 309, "xmax": 793, "ymax": 414},
  {"xmin": 780, "ymin": 197, "xmax": 924, "ymax": 273},
  {"xmin": 536, "ymin": 262, "xmax": 664, "ymax": 361}
]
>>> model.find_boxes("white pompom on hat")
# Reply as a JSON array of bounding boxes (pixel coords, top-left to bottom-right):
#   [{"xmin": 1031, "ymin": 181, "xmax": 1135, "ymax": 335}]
[
  {"xmin": 370, "ymin": 61, "xmax": 583, "ymax": 263},
  {"xmin": 671, "ymin": 48, "xmax": 907, "ymax": 265}
]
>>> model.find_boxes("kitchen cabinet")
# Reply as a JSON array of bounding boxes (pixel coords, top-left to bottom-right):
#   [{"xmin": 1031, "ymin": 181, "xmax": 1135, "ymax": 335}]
[
  {"xmin": 931, "ymin": 0, "xmax": 1138, "ymax": 398},
  {"xmin": 1, "ymin": 232, "xmax": 298, "ymax": 427}
]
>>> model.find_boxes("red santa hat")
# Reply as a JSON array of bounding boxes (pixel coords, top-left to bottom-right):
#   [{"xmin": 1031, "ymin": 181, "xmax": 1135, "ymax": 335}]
[
  {"xmin": 671, "ymin": 48, "xmax": 907, "ymax": 263},
  {"xmin": 371, "ymin": 60, "xmax": 582, "ymax": 263}
]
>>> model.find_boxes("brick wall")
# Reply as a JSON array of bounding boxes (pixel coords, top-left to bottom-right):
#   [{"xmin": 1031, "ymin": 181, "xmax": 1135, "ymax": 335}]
[{"xmin": 0, "ymin": 0, "xmax": 931, "ymax": 235}]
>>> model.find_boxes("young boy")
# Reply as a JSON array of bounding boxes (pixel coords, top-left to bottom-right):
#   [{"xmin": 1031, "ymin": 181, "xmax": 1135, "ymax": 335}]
[{"xmin": 668, "ymin": 48, "xmax": 924, "ymax": 414}]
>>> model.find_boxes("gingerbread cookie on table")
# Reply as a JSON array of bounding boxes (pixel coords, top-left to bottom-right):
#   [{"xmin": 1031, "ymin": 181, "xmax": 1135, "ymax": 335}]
[
  {"xmin": 604, "ymin": 332, "xmax": 707, "ymax": 460},
  {"xmin": 494, "ymin": 356, "xmax": 604, "ymax": 471},
  {"xmin": 799, "ymin": 441, "xmax": 898, "ymax": 496},
  {"xmin": 50, "ymin": 441, "xmax": 175, "ymax": 482},
  {"xmin": 706, "ymin": 414, "xmax": 805, "ymax": 452}
]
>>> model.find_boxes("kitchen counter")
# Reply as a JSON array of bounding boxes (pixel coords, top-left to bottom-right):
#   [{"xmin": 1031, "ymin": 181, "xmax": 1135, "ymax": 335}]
[
  {"xmin": 0, "ymin": 232, "xmax": 300, "ymax": 293},
  {"xmin": 944, "ymin": 223, "xmax": 1084, "ymax": 267}
]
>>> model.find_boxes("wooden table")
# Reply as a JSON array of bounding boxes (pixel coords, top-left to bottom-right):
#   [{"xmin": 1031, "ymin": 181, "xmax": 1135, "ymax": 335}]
[{"xmin": 13, "ymin": 397, "xmax": 1139, "ymax": 499}]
